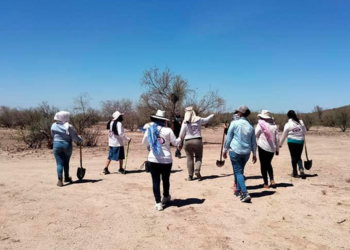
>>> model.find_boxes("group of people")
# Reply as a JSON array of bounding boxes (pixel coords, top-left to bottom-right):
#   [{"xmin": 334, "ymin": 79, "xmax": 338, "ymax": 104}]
[{"xmin": 51, "ymin": 105, "xmax": 307, "ymax": 209}]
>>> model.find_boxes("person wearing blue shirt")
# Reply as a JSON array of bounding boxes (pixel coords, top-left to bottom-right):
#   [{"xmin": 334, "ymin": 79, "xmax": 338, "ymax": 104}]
[
  {"xmin": 223, "ymin": 105, "xmax": 257, "ymax": 202},
  {"xmin": 51, "ymin": 111, "xmax": 82, "ymax": 187}
]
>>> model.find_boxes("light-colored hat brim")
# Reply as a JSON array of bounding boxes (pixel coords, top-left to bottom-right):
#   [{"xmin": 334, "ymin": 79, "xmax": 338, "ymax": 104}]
[
  {"xmin": 112, "ymin": 113, "xmax": 124, "ymax": 120},
  {"xmin": 258, "ymin": 114, "xmax": 272, "ymax": 119},
  {"xmin": 150, "ymin": 115, "xmax": 170, "ymax": 121}
]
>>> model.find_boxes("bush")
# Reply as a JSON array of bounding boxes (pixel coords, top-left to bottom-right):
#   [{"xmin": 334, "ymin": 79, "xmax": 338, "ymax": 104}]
[
  {"xmin": 335, "ymin": 107, "xmax": 350, "ymax": 132},
  {"xmin": 301, "ymin": 113, "xmax": 315, "ymax": 131}
]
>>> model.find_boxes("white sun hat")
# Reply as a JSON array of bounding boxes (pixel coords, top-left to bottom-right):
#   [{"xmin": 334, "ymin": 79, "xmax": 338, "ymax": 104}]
[
  {"xmin": 150, "ymin": 110, "xmax": 170, "ymax": 121},
  {"xmin": 258, "ymin": 110, "xmax": 272, "ymax": 119},
  {"xmin": 112, "ymin": 111, "xmax": 124, "ymax": 120}
]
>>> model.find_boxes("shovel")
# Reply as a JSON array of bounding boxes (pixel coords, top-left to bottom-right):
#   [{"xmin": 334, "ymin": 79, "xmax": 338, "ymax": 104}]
[
  {"xmin": 216, "ymin": 124, "xmax": 226, "ymax": 167},
  {"xmin": 123, "ymin": 141, "xmax": 131, "ymax": 175},
  {"xmin": 77, "ymin": 143, "xmax": 86, "ymax": 180}
]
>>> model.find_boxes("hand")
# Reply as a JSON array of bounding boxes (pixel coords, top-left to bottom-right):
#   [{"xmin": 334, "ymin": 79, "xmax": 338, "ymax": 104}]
[
  {"xmin": 128, "ymin": 138, "xmax": 132, "ymax": 143},
  {"xmin": 223, "ymin": 152, "xmax": 227, "ymax": 159},
  {"xmin": 276, "ymin": 151, "xmax": 279, "ymax": 156},
  {"xmin": 252, "ymin": 155, "xmax": 257, "ymax": 164},
  {"xmin": 279, "ymin": 145, "xmax": 282, "ymax": 148}
]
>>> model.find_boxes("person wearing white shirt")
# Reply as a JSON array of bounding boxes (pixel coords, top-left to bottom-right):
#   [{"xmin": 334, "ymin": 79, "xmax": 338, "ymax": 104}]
[
  {"xmin": 280, "ymin": 110, "xmax": 307, "ymax": 178},
  {"xmin": 103, "ymin": 111, "xmax": 131, "ymax": 175},
  {"xmin": 177, "ymin": 106, "xmax": 214, "ymax": 181},
  {"xmin": 255, "ymin": 110, "xmax": 279, "ymax": 188},
  {"xmin": 142, "ymin": 110, "xmax": 179, "ymax": 211}
]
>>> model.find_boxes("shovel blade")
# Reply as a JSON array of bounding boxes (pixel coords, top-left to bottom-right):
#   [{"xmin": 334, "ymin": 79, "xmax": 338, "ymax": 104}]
[
  {"xmin": 77, "ymin": 167, "xmax": 86, "ymax": 180},
  {"xmin": 216, "ymin": 160, "xmax": 225, "ymax": 167}
]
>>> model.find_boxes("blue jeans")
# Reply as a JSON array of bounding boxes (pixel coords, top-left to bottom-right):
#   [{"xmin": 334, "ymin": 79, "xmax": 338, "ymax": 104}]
[
  {"xmin": 229, "ymin": 151, "xmax": 250, "ymax": 193},
  {"xmin": 53, "ymin": 141, "xmax": 73, "ymax": 179}
]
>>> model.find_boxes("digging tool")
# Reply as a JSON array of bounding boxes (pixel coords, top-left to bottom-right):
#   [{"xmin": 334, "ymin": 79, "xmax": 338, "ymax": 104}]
[
  {"xmin": 123, "ymin": 141, "xmax": 131, "ymax": 175},
  {"xmin": 216, "ymin": 122, "xmax": 227, "ymax": 167},
  {"xmin": 77, "ymin": 143, "xmax": 86, "ymax": 180}
]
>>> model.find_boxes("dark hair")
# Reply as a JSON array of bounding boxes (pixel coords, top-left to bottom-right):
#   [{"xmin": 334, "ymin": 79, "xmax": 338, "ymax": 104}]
[
  {"xmin": 116, "ymin": 115, "xmax": 123, "ymax": 122},
  {"xmin": 243, "ymin": 109, "xmax": 251, "ymax": 117},
  {"xmin": 287, "ymin": 110, "xmax": 300, "ymax": 124},
  {"xmin": 150, "ymin": 116, "xmax": 166, "ymax": 126}
]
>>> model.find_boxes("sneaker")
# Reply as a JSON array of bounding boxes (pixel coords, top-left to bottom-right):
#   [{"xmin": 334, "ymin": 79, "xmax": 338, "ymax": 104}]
[
  {"xmin": 155, "ymin": 203, "xmax": 164, "ymax": 211},
  {"xmin": 161, "ymin": 195, "xmax": 171, "ymax": 205},
  {"xmin": 240, "ymin": 192, "xmax": 251, "ymax": 202},
  {"xmin": 234, "ymin": 190, "xmax": 241, "ymax": 197},
  {"xmin": 291, "ymin": 172, "xmax": 299, "ymax": 178},
  {"xmin": 57, "ymin": 178, "xmax": 63, "ymax": 187},
  {"xmin": 103, "ymin": 168, "xmax": 110, "ymax": 175},
  {"xmin": 299, "ymin": 170, "xmax": 306, "ymax": 179},
  {"xmin": 64, "ymin": 176, "xmax": 72, "ymax": 183},
  {"xmin": 185, "ymin": 175, "xmax": 193, "ymax": 181},
  {"xmin": 118, "ymin": 168, "xmax": 126, "ymax": 174},
  {"xmin": 195, "ymin": 172, "xmax": 202, "ymax": 181}
]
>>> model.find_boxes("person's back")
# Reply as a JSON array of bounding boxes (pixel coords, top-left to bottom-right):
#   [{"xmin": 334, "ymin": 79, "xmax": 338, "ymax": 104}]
[
  {"xmin": 228, "ymin": 118, "xmax": 255, "ymax": 155},
  {"xmin": 51, "ymin": 123, "xmax": 81, "ymax": 142}
]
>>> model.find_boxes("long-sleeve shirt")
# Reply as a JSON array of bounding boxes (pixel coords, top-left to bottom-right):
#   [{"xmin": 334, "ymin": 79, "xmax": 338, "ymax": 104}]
[
  {"xmin": 223, "ymin": 117, "xmax": 257, "ymax": 156},
  {"xmin": 255, "ymin": 122, "xmax": 279, "ymax": 153},
  {"xmin": 178, "ymin": 114, "xmax": 214, "ymax": 141},
  {"xmin": 108, "ymin": 121, "xmax": 130, "ymax": 147},
  {"xmin": 142, "ymin": 126, "xmax": 179, "ymax": 164},
  {"xmin": 280, "ymin": 119, "xmax": 306, "ymax": 146},
  {"xmin": 51, "ymin": 123, "xmax": 83, "ymax": 143}
]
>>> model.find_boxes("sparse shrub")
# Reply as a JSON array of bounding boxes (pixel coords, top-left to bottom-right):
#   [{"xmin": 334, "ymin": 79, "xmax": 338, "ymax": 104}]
[
  {"xmin": 302, "ymin": 113, "xmax": 315, "ymax": 131},
  {"xmin": 334, "ymin": 107, "xmax": 350, "ymax": 132}
]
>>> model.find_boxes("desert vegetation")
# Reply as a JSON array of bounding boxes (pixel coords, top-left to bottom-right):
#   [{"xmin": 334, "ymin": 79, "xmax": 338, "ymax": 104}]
[{"xmin": 0, "ymin": 67, "xmax": 349, "ymax": 149}]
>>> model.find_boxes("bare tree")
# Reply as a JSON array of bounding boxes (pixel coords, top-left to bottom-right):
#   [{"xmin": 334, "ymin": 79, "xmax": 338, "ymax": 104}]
[
  {"xmin": 313, "ymin": 105, "xmax": 323, "ymax": 121},
  {"xmin": 140, "ymin": 67, "xmax": 189, "ymax": 121},
  {"xmin": 335, "ymin": 107, "xmax": 350, "ymax": 132},
  {"xmin": 185, "ymin": 90, "xmax": 225, "ymax": 116},
  {"xmin": 70, "ymin": 93, "xmax": 101, "ymax": 146}
]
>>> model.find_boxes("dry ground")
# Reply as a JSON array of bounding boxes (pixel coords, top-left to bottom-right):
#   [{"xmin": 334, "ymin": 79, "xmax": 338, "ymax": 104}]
[{"xmin": 0, "ymin": 127, "xmax": 350, "ymax": 250}]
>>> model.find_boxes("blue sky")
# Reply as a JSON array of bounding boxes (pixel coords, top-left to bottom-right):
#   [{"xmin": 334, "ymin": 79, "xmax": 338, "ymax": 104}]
[{"xmin": 0, "ymin": 0, "xmax": 349, "ymax": 113}]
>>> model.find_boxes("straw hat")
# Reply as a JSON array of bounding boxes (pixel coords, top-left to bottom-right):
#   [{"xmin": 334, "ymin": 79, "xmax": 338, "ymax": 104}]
[
  {"xmin": 150, "ymin": 110, "xmax": 170, "ymax": 121},
  {"xmin": 112, "ymin": 111, "xmax": 124, "ymax": 121},
  {"xmin": 258, "ymin": 110, "xmax": 272, "ymax": 119}
]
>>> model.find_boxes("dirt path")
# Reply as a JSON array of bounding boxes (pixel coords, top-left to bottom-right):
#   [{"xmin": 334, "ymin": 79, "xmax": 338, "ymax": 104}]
[{"xmin": 1, "ymin": 129, "xmax": 350, "ymax": 250}]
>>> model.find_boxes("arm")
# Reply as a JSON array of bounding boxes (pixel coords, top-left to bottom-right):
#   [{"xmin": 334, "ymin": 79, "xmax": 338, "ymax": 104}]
[
  {"xmin": 223, "ymin": 122, "xmax": 234, "ymax": 153},
  {"xmin": 275, "ymin": 127, "xmax": 280, "ymax": 154},
  {"xmin": 69, "ymin": 126, "xmax": 83, "ymax": 143},
  {"xmin": 117, "ymin": 122, "xmax": 130, "ymax": 142},
  {"xmin": 279, "ymin": 123, "xmax": 289, "ymax": 147},
  {"xmin": 251, "ymin": 130, "xmax": 257, "ymax": 157},
  {"xmin": 200, "ymin": 114, "xmax": 214, "ymax": 125},
  {"xmin": 300, "ymin": 120, "xmax": 307, "ymax": 139},
  {"xmin": 255, "ymin": 124, "xmax": 262, "ymax": 140},
  {"xmin": 177, "ymin": 122, "xmax": 187, "ymax": 141},
  {"xmin": 169, "ymin": 129, "xmax": 179, "ymax": 147},
  {"xmin": 142, "ymin": 130, "xmax": 149, "ymax": 146}
]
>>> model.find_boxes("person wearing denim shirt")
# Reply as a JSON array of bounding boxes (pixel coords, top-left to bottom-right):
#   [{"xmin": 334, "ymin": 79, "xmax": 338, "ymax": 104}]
[
  {"xmin": 51, "ymin": 111, "xmax": 82, "ymax": 187},
  {"xmin": 223, "ymin": 105, "xmax": 257, "ymax": 202}
]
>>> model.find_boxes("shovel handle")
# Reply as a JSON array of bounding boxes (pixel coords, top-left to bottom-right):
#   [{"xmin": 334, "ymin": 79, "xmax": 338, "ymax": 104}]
[
  {"xmin": 219, "ymin": 128, "xmax": 226, "ymax": 161},
  {"xmin": 80, "ymin": 143, "xmax": 83, "ymax": 168}
]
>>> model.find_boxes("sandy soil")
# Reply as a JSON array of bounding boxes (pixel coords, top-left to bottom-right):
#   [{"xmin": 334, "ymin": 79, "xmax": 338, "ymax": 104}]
[{"xmin": 1, "ymin": 127, "xmax": 350, "ymax": 250}]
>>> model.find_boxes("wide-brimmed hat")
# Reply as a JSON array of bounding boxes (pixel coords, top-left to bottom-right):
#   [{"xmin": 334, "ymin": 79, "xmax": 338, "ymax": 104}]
[
  {"xmin": 258, "ymin": 110, "xmax": 272, "ymax": 119},
  {"xmin": 150, "ymin": 110, "xmax": 170, "ymax": 121},
  {"xmin": 54, "ymin": 111, "xmax": 70, "ymax": 123},
  {"xmin": 234, "ymin": 105, "xmax": 250, "ymax": 115},
  {"xmin": 112, "ymin": 111, "xmax": 124, "ymax": 121}
]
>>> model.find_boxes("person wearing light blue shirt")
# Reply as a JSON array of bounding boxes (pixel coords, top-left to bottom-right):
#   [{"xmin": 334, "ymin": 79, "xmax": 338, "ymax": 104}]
[{"xmin": 223, "ymin": 105, "xmax": 257, "ymax": 202}]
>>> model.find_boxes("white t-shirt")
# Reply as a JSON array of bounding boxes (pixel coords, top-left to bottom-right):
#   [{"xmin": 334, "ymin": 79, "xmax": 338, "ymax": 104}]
[
  {"xmin": 280, "ymin": 119, "xmax": 306, "ymax": 147},
  {"xmin": 142, "ymin": 126, "xmax": 179, "ymax": 164},
  {"xmin": 108, "ymin": 121, "xmax": 130, "ymax": 147},
  {"xmin": 255, "ymin": 122, "xmax": 279, "ymax": 153},
  {"xmin": 178, "ymin": 114, "xmax": 214, "ymax": 141}
]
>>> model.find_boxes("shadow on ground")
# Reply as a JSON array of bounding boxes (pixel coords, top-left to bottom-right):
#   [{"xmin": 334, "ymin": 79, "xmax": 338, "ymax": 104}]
[
  {"xmin": 168, "ymin": 198, "xmax": 206, "ymax": 208},
  {"xmin": 247, "ymin": 182, "xmax": 294, "ymax": 190},
  {"xmin": 250, "ymin": 191, "xmax": 275, "ymax": 198},
  {"xmin": 201, "ymin": 174, "xmax": 233, "ymax": 181},
  {"xmin": 245, "ymin": 175, "xmax": 263, "ymax": 180},
  {"xmin": 66, "ymin": 179, "xmax": 103, "ymax": 186}
]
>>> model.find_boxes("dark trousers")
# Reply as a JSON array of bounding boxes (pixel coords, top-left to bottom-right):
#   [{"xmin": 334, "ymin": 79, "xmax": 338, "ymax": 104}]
[
  {"xmin": 287, "ymin": 142, "xmax": 304, "ymax": 173},
  {"xmin": 258, "ymin": 146, "xmax": 275, "ymax": 185},
  {"xmin": 149, "ymin": 162, "xmax": 172, "ymax": 203}
]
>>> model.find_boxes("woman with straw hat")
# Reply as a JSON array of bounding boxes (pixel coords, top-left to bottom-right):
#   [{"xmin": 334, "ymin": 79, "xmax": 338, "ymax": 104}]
[
  {"xmin": 255, "ymin": 110, "xmax": 279, "ymax": 188},
  {"xmin": 142, "ymin": 110, "xmax": 179, "ymax": 211},
  {"xmin": 103, "ymin": 111, "xmax": 131, "ymax": 175},
  {"xmin": 51, "ymin": 111, "xmax": 83, "ymax": 187},
  {"xmin": 177, "ymin": 106, "xmax": 214, "ymax": 181},
  {"xmin": 280, "ymin": 110, "xmax": 307, "ymax": 178}
]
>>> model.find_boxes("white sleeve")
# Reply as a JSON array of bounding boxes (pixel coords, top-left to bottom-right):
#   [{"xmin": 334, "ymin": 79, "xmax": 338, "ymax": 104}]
[
  {"xmin": 169, "ymin": 129, "xmax": 179, "ymax": 146},
  {"xmin": 255, "ymin": 124, "xmax": 262, "ymax": 140},
  {"xmin": 279, "ymin": 123, "xmax": 289, "ymax": 147},
  {"xmin": 117, "ymin": 122, "xmax": 130, "ymax": 142},
  {"xmin": 142, "ymin": 130, "xmax": 149, "ymax": 146},
  {"xmin": 200, "ymin": 114, "xmax": 214, "ymax": 125}
]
